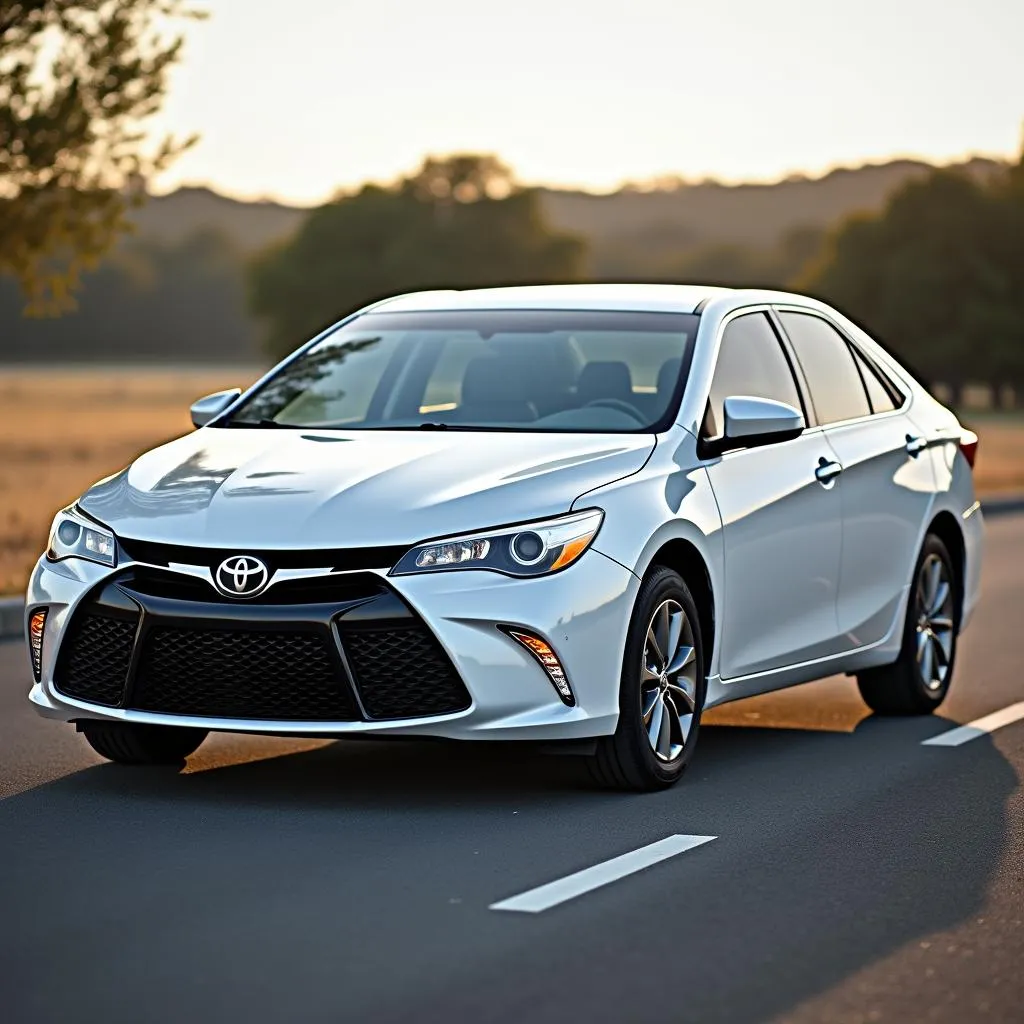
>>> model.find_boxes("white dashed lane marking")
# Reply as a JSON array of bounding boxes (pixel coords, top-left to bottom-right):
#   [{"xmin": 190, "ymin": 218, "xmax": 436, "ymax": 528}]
[
  {"xmin": 492, "ymin": 702, "xmax": 1024, "ymax": 913},
  {"xmin": 490, "ymin": 834, "xmax": 717, "ymax": 913},
  {"xmin": 922, "ymin": 701, "xmax": 1024, "ymax": 747}
]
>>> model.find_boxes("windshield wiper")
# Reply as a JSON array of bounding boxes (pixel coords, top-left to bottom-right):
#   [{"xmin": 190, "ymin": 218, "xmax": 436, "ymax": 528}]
[
  {"xmin": 224, "ymin": 419, "xmax": 519, "ymax": 432},
  {"xmin": 379, "ymin": 422, "xmax": 514, "ymax": 432},
  {"xmin": 223, "ymin": 418, "xmax": 302, "ymax": 429}
]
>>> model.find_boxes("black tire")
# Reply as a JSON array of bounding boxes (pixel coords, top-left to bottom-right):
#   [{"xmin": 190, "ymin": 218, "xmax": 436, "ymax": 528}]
[
  {"xmin": 79, "ymin": 721, "xmax": 208, "ymax": 765},
  {"xmin": 856, "ymin": 533, "xmax": 959, "ymax": 715},
  {"xmin": 589, "ymin": 566, "xmax": 706, "ymax": 791}
]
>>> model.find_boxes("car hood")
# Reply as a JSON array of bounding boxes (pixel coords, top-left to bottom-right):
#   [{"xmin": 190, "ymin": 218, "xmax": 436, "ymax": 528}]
[{"xmin": 78, "ymin": 427, "xmax": 655, "ymax": 548}]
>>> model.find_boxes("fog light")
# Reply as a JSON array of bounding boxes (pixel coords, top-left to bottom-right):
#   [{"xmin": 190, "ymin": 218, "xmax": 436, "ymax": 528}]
[
  {"xmin": 28, "ymin": 608, "xmax": 47, "ymax": 681},
  {"xmin": 501, "ymin": 627, "xmax": 576, "ymax": 706}
]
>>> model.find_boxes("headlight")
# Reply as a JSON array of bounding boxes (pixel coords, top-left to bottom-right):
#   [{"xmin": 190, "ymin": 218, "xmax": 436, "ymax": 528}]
[
  {"xmin": 46, "ymin": 506, "xmax": 117, "ymax": 567},
  {"xmin": 391, "ymin": 509, "xmax": 604, "ymax": 577}
]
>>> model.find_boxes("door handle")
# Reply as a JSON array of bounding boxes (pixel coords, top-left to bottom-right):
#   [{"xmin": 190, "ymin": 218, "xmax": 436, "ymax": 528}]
[
  {"xmin": 905, "ymin": 434, "xmax": 928, "ymax": 456},
  {"xmin": 815, "ymin": 457, "xmax": 843, "ymax": 484}
]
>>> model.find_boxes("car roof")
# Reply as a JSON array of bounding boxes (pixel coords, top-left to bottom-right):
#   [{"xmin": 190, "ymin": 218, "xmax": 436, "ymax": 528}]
[{"xmin": 370, "ymin": 283, "xmax": 734, "ymax": 315}]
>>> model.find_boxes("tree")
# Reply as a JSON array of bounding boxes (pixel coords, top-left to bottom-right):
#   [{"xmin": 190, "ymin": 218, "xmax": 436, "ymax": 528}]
[
  {"xmin": 0, "ymin": 0, "xmax": 203, "ymax": 313},
  {"xmin": 0, "ymin": 227, "xmax": 260, "ymax": 362},
  {"xmin": 798, "ymin": 145, "xmax": 1024, "ymax": 398},
  {"xmin": 249, "ymin": 155, "xmax": 587, "ymax": 358}
]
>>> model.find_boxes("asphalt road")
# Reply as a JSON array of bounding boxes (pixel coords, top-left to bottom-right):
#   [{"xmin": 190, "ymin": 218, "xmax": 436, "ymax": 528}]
[{"xmin": 3, "ymin": 517, "xmax": 1024, "ymax": 1024}]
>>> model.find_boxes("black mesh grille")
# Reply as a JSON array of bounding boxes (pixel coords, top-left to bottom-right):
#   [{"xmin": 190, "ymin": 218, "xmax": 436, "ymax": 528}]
[
  {"xmin": 55, "ymin": 613, "xmax": 136, "ymax": 706},
  {"xmin": 131, "ymin": 627, "xmax": 358, "ymax": 721},
  {"xmin": 341, "ymin": 625, "xmax": 471, "ymax": 720}
]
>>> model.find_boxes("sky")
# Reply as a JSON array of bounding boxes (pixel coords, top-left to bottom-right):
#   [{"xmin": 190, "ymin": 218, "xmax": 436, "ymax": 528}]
[{"xmin": 151, "ymin": 0, "xmax": 1024, "ymax": 205}]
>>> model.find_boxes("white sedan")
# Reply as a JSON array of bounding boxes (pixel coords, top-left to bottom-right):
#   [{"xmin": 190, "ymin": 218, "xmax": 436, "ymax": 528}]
[{"xmin": 25, "ymin": 284, "xmax": 983, "ymax": 789}]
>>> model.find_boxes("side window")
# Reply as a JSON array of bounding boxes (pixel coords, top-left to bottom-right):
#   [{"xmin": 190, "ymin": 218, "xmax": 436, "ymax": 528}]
[
  {"xmin": 851, "ymin": 345, "xmax": 901, "ymax": 414},
  {"xmin": 778, "ymin": 312, "xmax": 870, "ymax": 425},
  {"xmin": 705, "ymin": 313, "xmax": 802, "ymax": 438}
]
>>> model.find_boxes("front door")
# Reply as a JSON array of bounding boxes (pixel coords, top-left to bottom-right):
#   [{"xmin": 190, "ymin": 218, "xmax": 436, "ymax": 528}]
[{"xmin": 701, "ymin": 311, "xmax": 843, "ymax": 680}]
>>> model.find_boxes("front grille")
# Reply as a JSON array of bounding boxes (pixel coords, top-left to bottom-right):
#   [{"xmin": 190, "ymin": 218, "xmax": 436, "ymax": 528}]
[
  {"xmin": 122, "ymin": 567, "xmax": 387, "ymax": 606},
  {"xmin": 341, "ymin": 625, "xmax": 471, "ymax": 720},
  {"xmin": 55, "ymin": 613, "xmax": 136, "ymax": 706},
  {"xmin": 131, "ymin": 627, "xmax": 358, "ymax": 721},
  {"xmin": 118, "ymin": 537, "xmax": 407, "ymax": 574}
]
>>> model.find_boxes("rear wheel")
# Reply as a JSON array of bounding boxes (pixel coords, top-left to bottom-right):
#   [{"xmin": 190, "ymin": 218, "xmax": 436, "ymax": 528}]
[
  {"xmin": 589, "ymin": 566, "xmax": 705, "ymax": 791},
  {"xmin": 79, "ymin": 721, "xmax": 208, "ymax": 765},
  {"xmin": 856, "ymin": 533, "xmax": 958, "ymax": 715}
]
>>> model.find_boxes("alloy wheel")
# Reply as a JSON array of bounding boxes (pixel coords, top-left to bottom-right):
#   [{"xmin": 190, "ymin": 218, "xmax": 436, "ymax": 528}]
[
  {"xmin": 915, "ymin": 553, "xmax": 954, "ymax": 690},
  {"xmin": 640, "ymin": 599, "xmax": 698, "ymax": 762}
]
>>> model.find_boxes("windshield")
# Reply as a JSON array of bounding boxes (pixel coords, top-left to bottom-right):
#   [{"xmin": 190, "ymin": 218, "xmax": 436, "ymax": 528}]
[{"xmin": 224, "ymin": 309, "xmax": 699, "ymax": 433}]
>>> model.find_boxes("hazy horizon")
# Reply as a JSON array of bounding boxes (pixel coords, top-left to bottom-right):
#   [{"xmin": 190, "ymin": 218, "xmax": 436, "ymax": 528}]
[
  {"xmin": 150, "ymin": 0, "xmax": 1024, "ymax": 206},
  {"xmin": 153, "ymin": 147, "xmax": 1015, "ymax": 207}
]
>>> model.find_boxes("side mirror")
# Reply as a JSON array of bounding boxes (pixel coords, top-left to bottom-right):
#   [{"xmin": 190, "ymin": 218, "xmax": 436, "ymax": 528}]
[
  {"xmin": 190, "ymin": 388, "xmax": 241, "ymax": 428},
  {"xmin": 721, "ymin": 395, "xmax": 805, "ymax": 449}
]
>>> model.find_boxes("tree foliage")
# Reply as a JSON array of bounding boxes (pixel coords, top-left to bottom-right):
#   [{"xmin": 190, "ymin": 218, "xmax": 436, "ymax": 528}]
[
  {"xmin": 800, "ymin": 144, "xmax": 1024, "ymax": 392},
  {"xmin": 0, "ymin": 227, "xmax": 258, "ymax": 361},
  {"xmin": 249, "ymin": 155, "xmax": 587, "ymax": 358},
  {"xmin": 0, "ymin": 0, "xmax": 202, "ymax": 313}
]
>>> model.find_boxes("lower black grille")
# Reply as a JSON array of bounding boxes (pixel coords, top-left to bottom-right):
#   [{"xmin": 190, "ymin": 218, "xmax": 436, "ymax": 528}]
[
  {"xmin": 54, "ymin": 572, "xmax": 472, "ymax": 723},
  {"xmin": 131, "ymin": 627, "xmax": 358, "ymax": 721},
  {"xmin": 341, "ymin": 625, "xmax": 471, "ymax": 720},
  {"xmin": 55, "ymin": 613, "xmax": 135, "ymax": 706}
]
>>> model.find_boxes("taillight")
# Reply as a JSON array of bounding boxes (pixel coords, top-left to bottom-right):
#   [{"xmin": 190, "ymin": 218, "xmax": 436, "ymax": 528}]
[{"xmin": 959, "ymin": 429, "xmax": 979, "ymax": 469}]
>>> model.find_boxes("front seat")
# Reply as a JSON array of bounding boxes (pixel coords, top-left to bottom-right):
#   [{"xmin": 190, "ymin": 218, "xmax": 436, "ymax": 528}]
[
  {"xmin": 575, "ymin": 361, "xmax": 634, "ymax": 406},
  {"xmin": 656, "ymin": 357, "xmax": 682, "ymax": 402},
  {"xmin": 454, "ymin": 355, "xmax": 539, "ymax": 423}
]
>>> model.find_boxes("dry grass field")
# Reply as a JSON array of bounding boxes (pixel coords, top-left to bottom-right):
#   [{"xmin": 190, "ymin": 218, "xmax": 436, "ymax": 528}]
[
  {"xmin": 0, "ymin": 367, "xmax": 262, "ymax": 595},
  {"xmin": 0, "ymin": 368, "xmax": 1022, "ymax": 595}
]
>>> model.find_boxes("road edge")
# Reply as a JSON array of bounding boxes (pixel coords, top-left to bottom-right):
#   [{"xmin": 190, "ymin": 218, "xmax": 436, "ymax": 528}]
[
  {"xmin": 1, "ymin": 494, "xmax": 1023, "ymax": 640},
  {"xmin": 984, "ymin": 493, "xmax": 1024, "ymax": 518}
]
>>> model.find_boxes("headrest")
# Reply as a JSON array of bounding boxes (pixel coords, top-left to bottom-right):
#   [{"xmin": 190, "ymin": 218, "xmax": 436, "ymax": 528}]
[
  {"xmin": 461, "ymin": 354, "xmax": 534, "ymax": 404},
  {"xmin": 657, "ymin": 357, "xmax": 682, "ymax": 396},
  {"xmin": 576, "ymin": 361, "xmax": 633, "ymax": 404}
]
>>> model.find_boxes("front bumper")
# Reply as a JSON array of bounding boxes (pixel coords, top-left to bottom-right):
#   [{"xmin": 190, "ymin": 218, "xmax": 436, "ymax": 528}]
[{"xmin": 26, "ymin": 549, "xmax": 638, "ymax": 741}]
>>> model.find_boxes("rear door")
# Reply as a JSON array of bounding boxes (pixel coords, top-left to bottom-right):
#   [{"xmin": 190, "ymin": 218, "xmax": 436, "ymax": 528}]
[
  {"xmin": 701, "ymin": 310, "xmax": 844, "ymax": 680},
  {"xmin": 775, "ymin": 309, "xmax": 936, "ymax": 649}
]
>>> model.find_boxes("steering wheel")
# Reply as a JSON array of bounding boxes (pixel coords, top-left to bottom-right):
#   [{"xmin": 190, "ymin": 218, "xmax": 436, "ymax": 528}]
[{"xmin": 583, "ymin": 398, "xmax": 647, "ymax": 425}]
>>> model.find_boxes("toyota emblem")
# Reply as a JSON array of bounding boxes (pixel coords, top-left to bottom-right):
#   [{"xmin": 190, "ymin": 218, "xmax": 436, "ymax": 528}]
[{"xmin": 214, "ymin": 555, "xmax": 270, "ymax": 599}]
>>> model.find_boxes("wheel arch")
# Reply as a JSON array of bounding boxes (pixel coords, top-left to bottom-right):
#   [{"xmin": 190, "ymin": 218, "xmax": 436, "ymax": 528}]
[
  {"xmin": 926, "ymin": 510, "xmax": 966, "ymax": 627},
  {"xmin": 646, "ymin": 539, "xmax": 716, "ymax": 674}
]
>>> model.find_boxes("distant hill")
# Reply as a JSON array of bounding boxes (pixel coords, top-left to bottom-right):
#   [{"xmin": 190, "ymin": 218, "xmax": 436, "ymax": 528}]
[
  {"xmin": 132, "ymin": 156, "xmax": 1006, "ymax": 262},
  {"xmin": 131, "ymin": 186, "xmax": 308, "ymax": 253},
  {"xmin": 548, "ymin": 158, "xmax": 1001, "ymax": 244},
  {"xmin": 542, "ymin": 157, "xmax": 1005, "ymax": 275},
  {"xmin": 0, "ymin": 155, "xmax": 1007, "ymax": 364}
]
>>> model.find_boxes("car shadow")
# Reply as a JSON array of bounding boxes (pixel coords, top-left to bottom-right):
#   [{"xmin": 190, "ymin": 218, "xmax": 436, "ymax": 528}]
[{"xmin": 0, "ymin": 713, "xmax": 1015, "ymax": 1024}]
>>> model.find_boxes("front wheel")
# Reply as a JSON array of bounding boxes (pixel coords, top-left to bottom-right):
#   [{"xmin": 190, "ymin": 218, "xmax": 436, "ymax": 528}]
[
  {"xmin": 856, "ymin": 533, "xmax": 958, "ymax": 715},
  {"xmin": 79, "ymin": 721, "xmax": 208, "ymax": 765},
  {"xmin": 589, "ymin": 566, "xmax": 705, "ymax": 791}
]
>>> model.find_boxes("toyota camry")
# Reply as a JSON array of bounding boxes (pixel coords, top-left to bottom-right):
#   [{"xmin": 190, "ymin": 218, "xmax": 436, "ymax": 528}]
[{"xmin": 25, "ymin": 284, "xmax": 983, "ymax": 789}]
